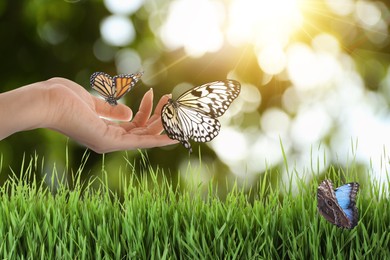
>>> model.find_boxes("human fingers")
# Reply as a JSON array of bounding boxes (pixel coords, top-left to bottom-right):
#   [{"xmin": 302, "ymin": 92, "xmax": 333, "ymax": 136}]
[
  {"xmin": 91, "ymin": 132, "xmax": 179, "ymax": 153},
  {"xmin": 128, "ymin": 118, "xmax": 164, "ymax": 135},
  {"xmin": 93, "ymin": 97, "xmax": 133, "ymax": 121},
  {"xmin": 122, "ymin": 134, "xmax": 178, "ymax": 149},
  {"xmin": 120, "ymin": 91, "xmax": 171, "ymax": 132},
  {"xmin": 129, "ymin": 94, "xmax": 171, "ymax": 135},
  {"xmin": 122, "ymin": 89, "xmax": 154, "ymax": 130},
  {"xmin": 144, "ymin": 93, "xmax": 171, "ymax": 127}
]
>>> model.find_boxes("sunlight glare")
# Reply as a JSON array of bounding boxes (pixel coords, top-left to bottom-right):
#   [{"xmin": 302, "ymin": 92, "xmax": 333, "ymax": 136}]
[
  {"xmin": 312, "ymin": 33, "xmax": 340, "ymax": 55},
  {"xmin": 286, "ymin": 43, "xmax": 342, "ymax": 90},
  {"xmin": 159, "ymin": 0, "xmax": 224, "ymax": 57},
  {"xmin": 257, "ymin": 43, "xmax": 287, "ymax": 75},
  {"xmin": 325, "ymin": 0, "xmax": 355, "ymax": 16},
  {"xmin": 227, "ymin": 0, "xmax": 303, "ymax": 47}
]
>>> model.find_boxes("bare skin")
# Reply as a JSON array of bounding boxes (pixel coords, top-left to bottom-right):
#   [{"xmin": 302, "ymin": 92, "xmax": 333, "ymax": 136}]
[{"xmin": 0, "ymin": 77, "xmax": 178, "ymax": 153}]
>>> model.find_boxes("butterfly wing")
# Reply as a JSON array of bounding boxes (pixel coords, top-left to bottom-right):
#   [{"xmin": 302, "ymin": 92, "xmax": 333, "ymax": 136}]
[
  {"xmin": 176, "ymin": 80, "xmax": 241, "ymax": 118},
  {"xmin": 317, "ymin": 180, "xmax": 341, "ymax": 226},
  {"xmin": 90, "ymin": 72, "xmax": 116, "ymax": 104},
  {"xmin": 177, "ymin": 105, "xmax": 221, "ymax": 142},
  {"xmin": 317, "ymin": 180, "xmax": 359, "ymax": 229},
  {"xmin": 162, "ymin": 101, "xmax": 222, "ymax": 153},
  {"xmin": 334, "ymin": 183, "xmax": 359, "ymax": 228},
  {"xmin": 161, "ymin": 101, "xmax": 192, "ymax": 152},
  {"xmin": 113, "ymin": 71, "xmax": 144, "ymax": 100},
  {"xmin": 162, "ymin": 80, "xmax": 240, "ymax": 152}
]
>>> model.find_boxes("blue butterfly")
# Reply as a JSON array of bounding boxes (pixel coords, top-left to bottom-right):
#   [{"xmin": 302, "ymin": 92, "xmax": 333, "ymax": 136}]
[{"xmin": 317, "ymin": 179, "xmax": 359, "ymax": 229}]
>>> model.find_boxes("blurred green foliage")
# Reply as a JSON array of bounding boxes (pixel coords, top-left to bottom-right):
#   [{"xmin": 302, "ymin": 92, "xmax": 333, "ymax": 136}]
[
  {"xmin": 0, "ymin": 0, "xmax": 389, "ymax": 189},
  {"xmin": 0, "ymin": 0, "xmax": 239, "ymax": 184}
]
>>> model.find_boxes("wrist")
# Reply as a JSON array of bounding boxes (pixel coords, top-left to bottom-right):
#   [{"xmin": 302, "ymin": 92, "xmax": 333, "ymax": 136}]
[
  {"xmin": 39, "ymin": 78, "xmax": 77, "ymax": 131},
  {"xmin": 0, "ymin": 81, "xmax": 54, "ymax": 140}
]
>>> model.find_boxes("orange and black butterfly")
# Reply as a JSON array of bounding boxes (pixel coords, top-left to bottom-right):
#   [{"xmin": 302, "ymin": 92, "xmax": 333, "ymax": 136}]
[{"xmin": 90, "ymin": 71, "xmax": 143, "ymax": 106}]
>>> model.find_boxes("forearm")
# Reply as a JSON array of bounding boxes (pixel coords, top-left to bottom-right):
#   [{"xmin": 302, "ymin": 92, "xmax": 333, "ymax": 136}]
[{"xmin": 0, "ymin": 83, "xmax": 49, "ymax": 140}]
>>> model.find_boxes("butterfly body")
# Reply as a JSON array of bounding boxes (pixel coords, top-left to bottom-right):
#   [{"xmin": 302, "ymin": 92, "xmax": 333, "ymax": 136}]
[
  {"xmin": 161, "ymin": 80, "xmax": 240, "ymax": 153},
  {"xmin": 90, "ymin": 71, "xmax": 143, "ymax": 106},
  {"xmin": 317, "ymin": 179, "xmax": 359, "ymax": 229}
]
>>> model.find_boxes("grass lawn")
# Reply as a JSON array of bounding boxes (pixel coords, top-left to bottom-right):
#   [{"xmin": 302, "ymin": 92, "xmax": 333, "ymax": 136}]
[{"xmin": 0, "ymin": 152, "xmax": 389, "ymax": 259}]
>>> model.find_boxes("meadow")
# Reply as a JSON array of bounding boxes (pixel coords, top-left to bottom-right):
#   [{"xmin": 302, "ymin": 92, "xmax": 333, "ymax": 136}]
[{"xmin": 0, "ymin": 151, "xmax": 389, "ymax": 259}]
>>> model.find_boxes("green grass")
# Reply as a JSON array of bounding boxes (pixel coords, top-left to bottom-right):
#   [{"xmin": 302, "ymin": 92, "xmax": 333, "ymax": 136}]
[{"xmin": 0, "ymin": 152, "xmax": 389, "ymax": 259}]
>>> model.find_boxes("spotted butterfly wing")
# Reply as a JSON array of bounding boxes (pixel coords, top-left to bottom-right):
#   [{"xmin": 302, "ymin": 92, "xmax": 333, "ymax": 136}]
[
  {"xmin": 90, "ymin": 71, "xmax": 143, "ymax": 106},
  {"xmin": 317, "ymin": 179, "xmax": 359, "ymax": 229},
  {"xmin": 161, "ymin": 80, "xmax": 240, "ymax": 153},
  {"xmin": 174, "ymin": 80, "xmax": 241, "ymax": 117}
]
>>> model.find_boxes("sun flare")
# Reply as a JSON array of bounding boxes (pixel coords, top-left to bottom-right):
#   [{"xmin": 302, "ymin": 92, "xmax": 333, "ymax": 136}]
[
  {"xmin": 227, "ymin": 0, "xmax": 303, "ymax": 47},
  {"xmin": 159, "ymin": 0, "xmax": 304, "ymax": 57}
]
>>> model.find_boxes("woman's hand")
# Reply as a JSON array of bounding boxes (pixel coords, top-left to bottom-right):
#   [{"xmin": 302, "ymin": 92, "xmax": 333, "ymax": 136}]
[{"xmin": 0, "ymin": 77, "xmax": 178, "ymax": 153}]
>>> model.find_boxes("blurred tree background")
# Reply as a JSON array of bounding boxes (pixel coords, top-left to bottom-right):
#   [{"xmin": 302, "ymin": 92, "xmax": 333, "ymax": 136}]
[{"xmin": 0, "ymin": 0, "xmax": 389, "ymax": 193}]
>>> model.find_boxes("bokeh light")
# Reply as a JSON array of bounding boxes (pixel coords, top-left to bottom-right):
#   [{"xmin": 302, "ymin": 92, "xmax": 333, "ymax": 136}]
[
  {"xmin": 261, "ymin": 108, "xmax": 291, "ymax": 139},
  {"xmin": 100, "ymin": 15, "xmax": 135, "ymax": 46},
  {"xmin": 355, "ymin": 1, "xmax": 382, "ymax": 27},
  {"xmin": 227, "ymin": 0, "xmax": 303, "ymax": 47},
  {"xmin": 4, "ymin": 0, "xmax": 389, "ymax": 193},
  {"xmin": 290, "ymin": 105, "xmax": 332, "ymax": 148},
  {"xmin": 38, "ymin": 22, "xmax": 67, "ymax": 45},
  {"xmin": 286, "ymin": 43, "xmax": 342, "ymax": 90},
  {"xmin": 211, "ymin": 127, "xmax": 247, "ymax": 164},
  {"xmin": 89, "ymin": 0, "xmax": 390, "ymax": 189},
  {"xmin": 115, "ymin": 48, "xmax": 142, "ymax": 74},
  {"xmin": 325, "ymin": 0, "xmax": 355, "ymax": 16},
  {"xmin": 93, "ymin": 39, "xmax": 117, "ymax": 62},
  {"xmin": 159, "ymin": 0, "xmax": 225, "ymax": 57},
  {"xmin": 104, "ymin": 0, "xmax": 144, "ymax": 15},
  {"xmin": 257, "ymin": 43, "xmax": 287, "ymax": 75}
]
